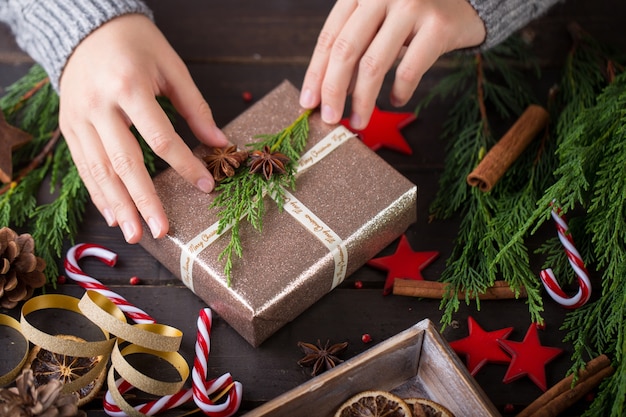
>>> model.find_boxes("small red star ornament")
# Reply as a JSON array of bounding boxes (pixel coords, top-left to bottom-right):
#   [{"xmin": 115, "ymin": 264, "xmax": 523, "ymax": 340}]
[
  {"xmin": 449, "ymin": 316, "xmax": 514, "ymax": 376},
  {"xmin": 367, "ymin": 234, "xmax": 439, "ymax": 295},
  {"xmin": 341, "ymin": 106, "xmax": 415, "ymax": 154},
  {"xmin": 498, "ymin": 323, "xmax": 564, "ymax": 391},
  {"xmin": 0, "ymin": 112, "xmax": 32, "ymax": 183}
]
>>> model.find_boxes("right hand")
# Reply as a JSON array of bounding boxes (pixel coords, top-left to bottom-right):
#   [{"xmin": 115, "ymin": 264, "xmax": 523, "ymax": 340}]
[{"xmin": 299, "ymin": 0, "xmax": 486, "ymax": 129}]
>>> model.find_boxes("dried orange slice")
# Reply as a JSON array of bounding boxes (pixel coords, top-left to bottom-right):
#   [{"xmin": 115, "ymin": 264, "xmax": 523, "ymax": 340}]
[
  {"xmin": 405, "ymin": 398, "xmax": 454, "ymax": 417},
  {"xmin": 335, "ymin": 390, "xmax": 412, "ymax": 417},
  {"xmin": 25, "ymin": 335, "xmax": 105, "ymax": 406}
]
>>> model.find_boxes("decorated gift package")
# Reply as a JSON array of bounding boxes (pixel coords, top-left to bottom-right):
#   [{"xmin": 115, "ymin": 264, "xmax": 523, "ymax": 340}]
[{"xmin": 139, "ymin": 81, "xmax": 417, "ymax": 346}]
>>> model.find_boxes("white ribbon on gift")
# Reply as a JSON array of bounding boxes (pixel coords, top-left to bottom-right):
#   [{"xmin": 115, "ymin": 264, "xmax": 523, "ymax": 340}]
[{"xmin": 179, "ymin": 125, "xmax": 355, "ymax": 291}]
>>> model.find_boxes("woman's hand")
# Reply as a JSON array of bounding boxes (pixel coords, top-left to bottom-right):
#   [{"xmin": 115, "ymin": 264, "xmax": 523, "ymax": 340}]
[
  {"xmin": 59, "ymin": 14, "xmax": 228, "ymax": 243},
  {"xmin": 300, "ymin": 0, "xmax": 486, "ymax": 129}
]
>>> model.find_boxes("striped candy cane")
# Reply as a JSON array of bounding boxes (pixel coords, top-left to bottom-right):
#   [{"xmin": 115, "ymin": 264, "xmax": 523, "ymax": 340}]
[
  {"xmin": 193, "ymin": 309, "xmax": 243, "ymax": 417},
  {"xmin": 103, "ymin": 309, "xmax": 242, "ymax": 417},
  {"xmin": 539, "ymin": 206, "xmax": 592, "ymax": 309},
  {"xmin": 103, "ymin": 380, "xmax": 193, "ymax": 417},
  {"xmin": 64, "ymin": 243, "xmax": 155, "ymax": 324}
]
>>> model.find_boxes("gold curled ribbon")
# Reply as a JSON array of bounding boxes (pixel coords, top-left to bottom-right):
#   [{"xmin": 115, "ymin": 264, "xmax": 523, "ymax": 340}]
[
  {"xmin": 0, "ymin": 314, "xmax": 29, "ymax": 387},
  {"xmin": 111, "ymin": 340, "xmax": 189, "ymax": 397},
  {"xmin": 8, "ymin": 291, "xmax": 190, "ymax": 407},
  {"xmin": 180, "ymin": 125, "xmax": 354, "ymax": 290},
  {"xmin": 78, "ymin": 290, "xmax": 182, "ymax": 352},
  {"xmin": 106, "ymin": 366, "xmax": 147, "ymax": 417},
  {"xmin": 19, "ymin": 294, "xmax": 114, "ymax": 394},
  {"xmin": 21, "ymin": 294, "xmax": 115, "ymax": 357}
]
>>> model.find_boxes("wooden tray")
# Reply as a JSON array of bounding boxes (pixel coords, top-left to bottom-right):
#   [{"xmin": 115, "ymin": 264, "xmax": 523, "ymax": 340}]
[{"xmin": 243, "ymin": 319, "xmax": 501, "ymax": 416}]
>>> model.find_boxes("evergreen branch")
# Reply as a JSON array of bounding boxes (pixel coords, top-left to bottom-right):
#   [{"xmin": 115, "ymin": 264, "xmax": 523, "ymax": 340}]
[
  {"xmin": 210, "ymin": 109, "xmax": 312, "ymax": 285},
  {"xmin": 507, "ymin": 34, "xmax": 626, "ymax": 415},
  {"xmin": 419, "ymin": 36, "xmax": 543, "ymax": 328}
]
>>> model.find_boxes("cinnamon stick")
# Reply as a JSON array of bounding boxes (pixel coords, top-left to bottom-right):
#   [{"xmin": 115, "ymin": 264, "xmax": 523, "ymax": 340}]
[
  {"xmin": 392, "ymin": 279, "xmax": 526, "ymax": 300},
  {"xmin": 467, "ymin": 105, "xmax": 549, "ymax": 192},
  {"xmin": 516, "ymin": 354, "xmax": 613, "ymax": 417}
]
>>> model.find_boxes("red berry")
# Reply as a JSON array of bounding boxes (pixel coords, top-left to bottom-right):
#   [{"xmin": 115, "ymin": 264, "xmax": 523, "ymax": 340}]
[
  {"xmin": 56, "ymin": 275, "xmax": 66, "ymax": 285},
  {"xmin": 354, "ymin": 280, "xmax": 363, "ymax": 289},
  {"xmin": 242, "ymin": 91, "xmax": 253, "ymax": 102},
  {"xmin": 585, "ymin": 392, "xmax": 595, "ymax": 402},
  {"xmin": 129, "ymin": 276, "xmax": 141, "ymax": 285},
  {"xmin": 361, "ymin": 333, "xmax": 372, "ymax": 344},
  {"xmin": 535, "ymin": 322, "xmax": 546, "ymax": 330},
  {"xmin": 503, "ymin": 403, "xmax": 515, "ymax": 413}
]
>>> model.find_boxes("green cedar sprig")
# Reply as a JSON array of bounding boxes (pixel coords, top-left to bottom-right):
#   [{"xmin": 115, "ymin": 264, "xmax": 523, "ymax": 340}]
[
  {"xmin": 416, "ymin": 36, "xmax": 546, "ymax": 326},
  {"xmin": 209, "ymin": 109, "xmax": 312, "ymax": 285},
  {"xmin": 0, "ymin": 64, "xmax": 172, "ymax": 286},
  {"xmin": 544, "ymin": 70, "xmax": 626, "ymax": 417}
]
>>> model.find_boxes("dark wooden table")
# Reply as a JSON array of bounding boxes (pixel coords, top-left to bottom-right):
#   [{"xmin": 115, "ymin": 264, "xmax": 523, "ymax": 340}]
[{"xmin": 1, "ymin": 1, "xmax": 624, "ymax": 416}]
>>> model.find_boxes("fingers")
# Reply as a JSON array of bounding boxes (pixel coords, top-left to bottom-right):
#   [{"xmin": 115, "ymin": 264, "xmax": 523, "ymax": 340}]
[
  {"xmin": 94, "ymin": 108, "xmax": 170, "ymax": 243},
  {"xmin": 63, "ymin": 124, "xmax": 119, "ymax": 228},
  {"xmin": 389, "ymin": 24, "xmax": 442, "ymax": 108},
  {"xmin": 318, "ymin": 2, "xmax": 388, "ymax": 126},
  {"xmin": 160, "ymin": 59, "xmax": 229, "ymax": 148},
  {"xmin": 301, "ymin": 0, "xmax": 487, "ymax": 130},
  {"xmin": 64, "ymin": 88, "xmax": 212, "ymax": 244},
  {"xmin": 302, "ymin": 0, "xmax": 409, "ymax": 127},
  {"xmin": 299, "ymin": 0, "xmax": 358, "ymax": 112},
  {"xmin": 348, "ymin": 6, "xmax": 417, "ymax": 129},
  {"xmin": 61, "ymin": 116, "xmax": 150, "ymax": 244},
  {"xmin": 121, "ymin": 84, "xmax": 218, "ymax": 192}
]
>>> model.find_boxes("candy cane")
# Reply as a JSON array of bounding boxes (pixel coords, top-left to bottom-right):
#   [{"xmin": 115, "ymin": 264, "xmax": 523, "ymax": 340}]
[
  {"xmin": 539, "ymin": 206, "xmax": 592, "ymax": 308},
  {"xmin": 64, "ymin": 243, "xmax": 155, "ymax": 324},
  {"xmin": 192, "ymin": 308, "xmax": 243, "ymax": 417},
  {"xmin": 103, "ymin": 309, "xmax": 242, "ymax": 417},
  {"xmin": 103, "ymin": 379, "xmax": 193, "ymax": 417}
]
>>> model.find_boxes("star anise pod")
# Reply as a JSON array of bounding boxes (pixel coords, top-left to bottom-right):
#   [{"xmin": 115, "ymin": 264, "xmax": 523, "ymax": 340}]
[
  {"xmin": 203, "ymin": 145, "xmax": 249, "ymax": 182},
  {"xmin": 248, "ymin": 145, "xmax": 290, "ymax": 180},
  {"xmin": 297, "ymin": 339, "xmax": 348, "ymax": 376}
]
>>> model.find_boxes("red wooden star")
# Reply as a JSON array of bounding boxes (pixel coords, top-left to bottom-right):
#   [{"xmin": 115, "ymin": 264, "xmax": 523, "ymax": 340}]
[
  {"xmin": 341, "ymin": 106, "xmax": 415, "ymax": 155},
  {"xmin": 498, "ymin": 323, "xmax": 564, "ymax": 391},
  {"xmin": 0, "ymin": 112, "xmax": 32, "ymax": 183},
  {"xmin": 449, "ymin": 316, "xmax": 514, "ymax": 376},
  {"xmin": 367, "ymin": 234, "xmax": 439, "ymax": 295}
]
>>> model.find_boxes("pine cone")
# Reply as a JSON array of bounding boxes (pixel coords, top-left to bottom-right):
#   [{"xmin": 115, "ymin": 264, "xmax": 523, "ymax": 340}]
[
  {"xmin": 0, "ymin": 227, "xmax": 46, "ymax": 309},
  {"xmin": 0, "ymin": 369, "xmax": 86, "ymax": 417}
]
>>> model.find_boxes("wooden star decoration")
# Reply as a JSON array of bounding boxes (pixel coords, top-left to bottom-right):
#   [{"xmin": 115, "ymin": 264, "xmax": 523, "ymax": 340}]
[
  {"xmin": 449, "ymin": 316, "xmax": 514, "ymax": 376},
  {"xmin": 0, "ymin": 111, "xmax": 32, "ymax": 183},
  {"xmin": 498, "ymin": 323, "xmax": 564, "ymax": 391},
  {"xmin": 341, "ymin": 106, "xmax": 415, "ymax": 155},
  {"xmin": 367, "ymin": 234, "xmax": 439, "ymax": 295}
]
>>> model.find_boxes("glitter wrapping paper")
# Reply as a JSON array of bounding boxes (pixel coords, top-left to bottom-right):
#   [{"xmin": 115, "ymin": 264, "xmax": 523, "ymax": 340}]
[{"xmin": 139, "ymin": 81, "xmax": 417, "ymax": 346}]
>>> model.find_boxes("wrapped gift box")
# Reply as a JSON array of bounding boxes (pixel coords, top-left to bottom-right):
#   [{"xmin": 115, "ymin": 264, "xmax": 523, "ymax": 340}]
[
  {"xmin": 140, "ymin": 81, "xmax": 417, "ymax": 346},
  {"xmin": 243, "ymin": 319, "xmax": 500, "ymax": 416}
]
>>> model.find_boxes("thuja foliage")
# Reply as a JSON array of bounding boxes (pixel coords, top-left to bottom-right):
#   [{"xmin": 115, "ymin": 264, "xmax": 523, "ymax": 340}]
[
  {"xmin": 423, "ymin": 25, "xmax": 626, "ymax": 416},
  {"xmin": 0, "ymin": 64, "xmax": 171, "ymax": 285},
  {"xmin": 210, "ymin": 109, "xmax": 311, "ymax": 284},
  {"xmin": 416, "ymin": 36, "xmax": 547, "ymax": 326},
  {"xmin": 532, "ymin": 34, "xmax": 626, "ymax": 416}
]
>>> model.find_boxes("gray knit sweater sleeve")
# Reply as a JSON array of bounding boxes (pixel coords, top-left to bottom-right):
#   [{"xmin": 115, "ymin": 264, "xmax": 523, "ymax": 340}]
[
  {"xmin": 469, "ymin": 0, "xmax": 562, "ymax": 49},
  {"xmin": 0, "ymin": 0, "xmax": 153, "ymax": 91}
]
